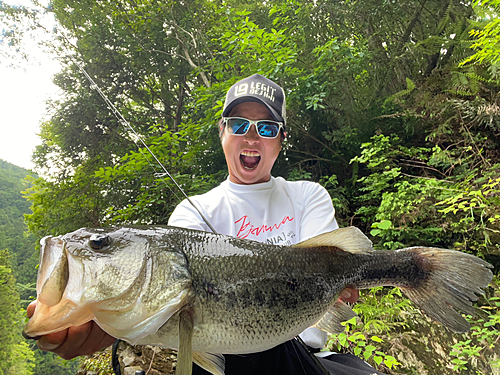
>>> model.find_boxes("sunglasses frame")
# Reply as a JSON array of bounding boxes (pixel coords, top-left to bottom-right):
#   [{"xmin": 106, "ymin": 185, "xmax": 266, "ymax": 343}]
[{"xmin": 222, "ymin": 117, "xmax": 284, "ymax": 139}]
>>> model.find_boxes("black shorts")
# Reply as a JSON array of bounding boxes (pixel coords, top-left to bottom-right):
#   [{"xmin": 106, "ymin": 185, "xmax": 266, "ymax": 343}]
[{"xmin": 192, "ymin": 339, "xmax": 386, "ymax": 375}]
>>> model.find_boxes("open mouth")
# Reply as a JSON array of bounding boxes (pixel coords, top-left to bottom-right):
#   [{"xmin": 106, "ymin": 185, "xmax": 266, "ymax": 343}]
[{"xmin": 240, "ymin": 150, "xmax": 261, "ymax": 170}]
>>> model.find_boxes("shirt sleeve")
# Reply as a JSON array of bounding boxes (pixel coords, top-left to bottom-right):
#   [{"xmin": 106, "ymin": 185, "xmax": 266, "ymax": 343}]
[
  {"xmin": 168, "ymin": 199, "xmax": 211, "ymax": 231},
  {"xmin": 299, "ymin": 182, "xmax": 339, "ymax": 241}
]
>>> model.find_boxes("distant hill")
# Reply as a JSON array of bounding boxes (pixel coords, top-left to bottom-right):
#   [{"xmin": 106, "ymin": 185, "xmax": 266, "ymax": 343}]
[
  {"xmin": 0, "ymin": 160, "xmax": 78, "ymax": 374},
  {"xmin": 0, "ymin": 159, "xmax": 38, "ymax": 290}
]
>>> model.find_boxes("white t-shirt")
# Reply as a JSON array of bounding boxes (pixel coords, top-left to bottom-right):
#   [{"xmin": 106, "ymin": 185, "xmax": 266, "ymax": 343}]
[
  {"xmin": 168, "ymin": 176, "xmax": 339, "ymax": 348},
  {"xmin": 168, "ymin": 176, "xmax": 338, "ymax": 244}
]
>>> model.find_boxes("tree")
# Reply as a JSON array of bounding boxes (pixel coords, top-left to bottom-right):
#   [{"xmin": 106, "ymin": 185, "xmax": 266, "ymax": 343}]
[{"xmin": 463, "ymin": 0, "xmax": 500, "ymax": 72}]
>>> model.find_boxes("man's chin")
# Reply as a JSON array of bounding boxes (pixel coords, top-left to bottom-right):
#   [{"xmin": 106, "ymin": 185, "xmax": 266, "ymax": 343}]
[{"xmin": 230, "ymin": 168, "xmax": 269, "ymax": 185}]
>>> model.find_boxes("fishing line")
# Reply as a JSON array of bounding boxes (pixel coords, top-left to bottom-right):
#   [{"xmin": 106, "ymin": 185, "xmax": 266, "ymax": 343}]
[
  {"xmin": 73, "ymin": 53, "xmax": 220, "ymax": 375},
  {"xmin": 73, "ymin": 59, "xmax": 218, "ymax": 234}
]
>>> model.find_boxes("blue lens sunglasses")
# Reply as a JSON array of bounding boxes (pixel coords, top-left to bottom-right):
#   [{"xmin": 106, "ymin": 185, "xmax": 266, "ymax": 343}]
[{"xmin": 223, "ymin": 117, "xmax": 284, "ymax": 139}]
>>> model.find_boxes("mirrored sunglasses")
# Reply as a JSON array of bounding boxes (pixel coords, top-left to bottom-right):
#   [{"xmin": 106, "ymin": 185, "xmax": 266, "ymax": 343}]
[{"xmin": 223, "ymin": 117, "xmax": 284, "ymax": 139}]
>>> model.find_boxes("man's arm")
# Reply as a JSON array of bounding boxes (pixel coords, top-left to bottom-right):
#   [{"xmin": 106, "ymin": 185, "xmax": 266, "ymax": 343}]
[{"xmin": 27, "ymin": 301, "xmax": 115, "ymax": 360}]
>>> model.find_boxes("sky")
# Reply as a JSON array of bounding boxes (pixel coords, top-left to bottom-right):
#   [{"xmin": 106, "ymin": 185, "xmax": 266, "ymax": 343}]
[{"xmin": 0, "ymin": 0, "xmax": 61, "ymax": 170}]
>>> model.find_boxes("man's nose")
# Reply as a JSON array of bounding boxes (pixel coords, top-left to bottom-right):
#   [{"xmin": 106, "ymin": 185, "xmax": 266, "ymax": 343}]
[{"xmin": 244, "ymin": 124, "xmax": 260, "ymax": 142}]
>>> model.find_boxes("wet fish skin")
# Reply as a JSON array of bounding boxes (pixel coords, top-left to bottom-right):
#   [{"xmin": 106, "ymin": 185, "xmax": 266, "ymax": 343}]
[{"xmin": 23, "ymin": 226, "xmax": 493, "ymax": 375}]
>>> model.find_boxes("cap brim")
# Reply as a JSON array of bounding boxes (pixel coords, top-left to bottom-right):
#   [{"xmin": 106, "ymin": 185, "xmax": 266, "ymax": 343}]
[{"xmin": 222, "ymin": 96, "xmax": 284, "ymax": 124}]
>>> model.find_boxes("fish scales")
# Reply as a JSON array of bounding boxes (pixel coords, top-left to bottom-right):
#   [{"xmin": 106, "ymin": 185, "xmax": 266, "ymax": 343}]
[
  {"xmin": 175, "ymin": 229, "xmax": 342, "ymax": 353},
  {"xmin": 24, "ymin": 226, "xmax": 493, "ymax": 375}
]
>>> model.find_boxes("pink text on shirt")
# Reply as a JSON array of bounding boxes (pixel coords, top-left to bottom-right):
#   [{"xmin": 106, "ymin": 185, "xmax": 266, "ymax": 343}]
[{"xmin": 235, "ymin": 215, "xmax": 294, "ymax": 239}]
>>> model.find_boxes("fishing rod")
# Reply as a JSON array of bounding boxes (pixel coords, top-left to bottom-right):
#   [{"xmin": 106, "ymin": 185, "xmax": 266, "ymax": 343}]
[{"xmin": 31, "ymin": 20, "xmax": 217, "ymax": 233}]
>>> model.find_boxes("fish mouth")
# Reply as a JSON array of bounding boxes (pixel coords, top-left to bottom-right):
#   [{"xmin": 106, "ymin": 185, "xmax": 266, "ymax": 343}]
[
  {"xmin": 23, "ymin": 298, "xmax": 92, "ymax": 339},
  {"xmin": 23, "ymin": 236, "xmax": 93, "ymax": 338},
  {"xmin": 240, "ymin": 150, "xmax": 261, "ymax": 170}
]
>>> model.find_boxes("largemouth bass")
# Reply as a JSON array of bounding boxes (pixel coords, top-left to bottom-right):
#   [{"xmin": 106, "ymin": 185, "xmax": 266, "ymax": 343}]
[{"xmin": 24, "ymin": 226, "xmax": 493, "ymax": 375}]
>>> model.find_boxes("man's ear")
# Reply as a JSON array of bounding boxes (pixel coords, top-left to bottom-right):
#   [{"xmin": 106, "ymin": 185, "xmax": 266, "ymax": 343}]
[
  {"xmin": 219, "ymin": 119, "xmax": 225, "ymax": 139},
  {"xmin": 281, "ymin": 131, "xmax": 287, "ymax": 143}
]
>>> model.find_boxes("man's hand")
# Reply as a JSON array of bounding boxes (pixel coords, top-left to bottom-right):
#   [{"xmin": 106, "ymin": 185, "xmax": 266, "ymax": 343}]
[
  {"xmin": 339, "ymin": 287, "xmax": 359, "ymax": 304},
  {"xmin": 27, "ymin": 301, "xmax": 116, "ymax": 360}
]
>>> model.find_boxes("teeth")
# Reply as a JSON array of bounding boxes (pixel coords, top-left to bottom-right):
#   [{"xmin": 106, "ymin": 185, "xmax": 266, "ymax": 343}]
[{"xmin": 241, "ymin": 150, "xmax": 260, "ymax": 157}]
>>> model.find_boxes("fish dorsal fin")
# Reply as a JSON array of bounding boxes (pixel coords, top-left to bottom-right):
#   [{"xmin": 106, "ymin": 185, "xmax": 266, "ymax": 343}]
[
  {"xmin": 294, "ymin": 227, "xmax": 374, "ymax": 253},
  {"xmin": 193, "ymin": 352, "xmax": 225, "ymax": 375},
  {"xmin": 314, "ymin": 299, "xmax": 357, "ymax": 334}
]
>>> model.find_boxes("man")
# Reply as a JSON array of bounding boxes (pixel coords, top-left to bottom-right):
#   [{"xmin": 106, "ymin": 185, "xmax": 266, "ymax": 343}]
[
  {"xmin": 168, "ymin": 74, "xmax": 383, "ymax": 375},
  {"xmin": 28, "ymin": 74, "xmax": 382, "ymax": 374}
]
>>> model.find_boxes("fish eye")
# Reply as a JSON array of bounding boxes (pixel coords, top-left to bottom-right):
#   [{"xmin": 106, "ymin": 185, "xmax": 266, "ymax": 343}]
[{"xmin": 89, "ymin": 234, "xmax": 111, "ymax": 250}]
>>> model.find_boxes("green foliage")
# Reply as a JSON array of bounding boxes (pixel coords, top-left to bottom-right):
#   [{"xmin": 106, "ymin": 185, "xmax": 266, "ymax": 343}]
[
  {"xmin": 90, "ymin": 123, "xmax": 225, "ymax": 225},
  {"xmin": 328, "ymin": 316, "xmax": 401, "ymax": 370},
  {"xmin": 23, "ymin": 171, "xmax": 106, "ymax": 237},
  {"xmin": 319, "ymin": 175, "xmax": 351, "ymax": 219},
  {"xmin": 32, "ymin": 350, "xmax": 79, "ymax": 375},
  {"xmin": 327, "ymin": 287, "xmax": 419, "ymax": 370},
  {"xmin": 462, "ymin": 0, "xmax": 500, "ymax": 80},
  {"xmin": 353, "ymin": 287, "xmax": 414, "ymax": 334},
  {"xmin": 0, "ymin": 249, "xmax": 35, "ymax": 375},
  {"xmin": 353, "ymin": 132, "xmax": 500, "ymax": 254},
  {"xmin": 0, "ymin": 161, "xmax": 77, "ymax": 374},
  {"xmin": 15, "ymin": 0, "xmax": 497, "ymax": 235},
  {"xmin": 0, "ymin": 250, "xmax": 19, "ymax": 372},
  {"xmin": 449, "ymin": 279, "xmax": 500, "ymax": 372},
  {"xmin": 6, "ymin": 340, "xmax": 36, "ymax": 375},
  {"xmin": 286, "ymin": 168, "xmax": 312, "ymax": 182},
  {"xmin": 384, "ymin": 78, "xmax": 416, "ymax": 106},
  {"xmin": 0, "ymin": 1, "xmax": 40, "ymax": 63},
  {"xmin": 79, "ymin": 350, "xmax": 114, "ymax": 375},
  {"xmin": 370, "ymin": 220, "xmax": 392, "ymax": 238},
  {"xmin": 0, "ymin": 160, "xmax": 38, "ymax": 288}
]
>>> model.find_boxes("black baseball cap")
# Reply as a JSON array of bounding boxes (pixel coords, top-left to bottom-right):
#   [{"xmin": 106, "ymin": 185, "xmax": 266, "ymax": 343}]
[{"xmin": 222, "ymin": 74, "xmax": 287, "ymax": 128}]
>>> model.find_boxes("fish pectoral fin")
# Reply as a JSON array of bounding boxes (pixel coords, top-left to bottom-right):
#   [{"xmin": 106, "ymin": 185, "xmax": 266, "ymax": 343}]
[
  {"xmin": 293, "ymin": 227, "xmax": 374, "ymax": 253},
  {"xmin": 176, "ymin": 307, "xmax": 195, "ymax": 375},
  {"xmin": 313, "ymin": 299, "xmax": 357, "ymax": 334},
  {"xmin": 193, "ymin": 352, "xmax": 225, "ymax": 375}
]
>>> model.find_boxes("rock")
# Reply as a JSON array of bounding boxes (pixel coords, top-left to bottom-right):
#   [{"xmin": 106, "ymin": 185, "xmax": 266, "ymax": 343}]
[
  {"xmin": 124, "ymin": 366, "xmax": 144, "ymax": 375},
  {"xmin": 111, "ymin": 343, "xmax": 177, "ymax": 375},
  {"xmin": 122, "ymin": 346, "xmax": 139, "ymax": 367}
]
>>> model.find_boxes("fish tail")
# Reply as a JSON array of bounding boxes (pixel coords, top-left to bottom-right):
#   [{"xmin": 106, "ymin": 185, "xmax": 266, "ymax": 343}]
[{"xmin": 397, "ymin": 247, "xmax": 493, "ymax": 333}]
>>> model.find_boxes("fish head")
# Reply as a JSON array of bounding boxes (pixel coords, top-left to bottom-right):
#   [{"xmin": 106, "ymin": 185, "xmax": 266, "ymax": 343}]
[{"xmin": 24, "ymin": 227, "xmax": 193, "ymax": 343}]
